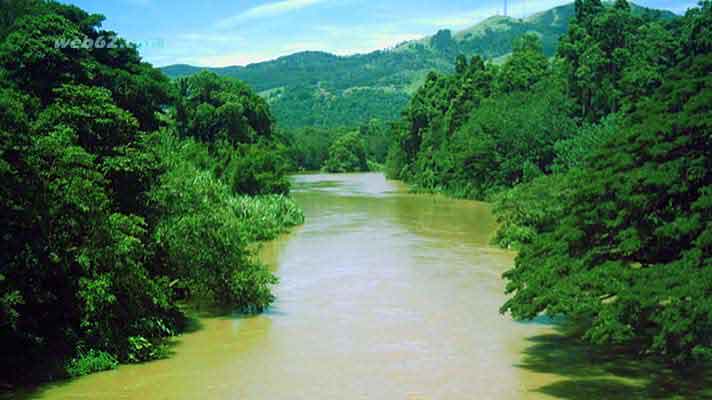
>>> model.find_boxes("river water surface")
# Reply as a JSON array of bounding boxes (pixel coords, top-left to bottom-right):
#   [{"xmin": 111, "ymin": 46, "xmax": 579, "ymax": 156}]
[{"xmin": 24, "ymin": 173, "xmax": 711, "ymax": 400}]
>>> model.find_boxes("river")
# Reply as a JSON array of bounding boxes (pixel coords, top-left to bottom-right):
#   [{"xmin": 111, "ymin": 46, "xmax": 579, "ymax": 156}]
[{"xmin": 22, "ymin": 173, "xmax": 711, "ymax": 399}]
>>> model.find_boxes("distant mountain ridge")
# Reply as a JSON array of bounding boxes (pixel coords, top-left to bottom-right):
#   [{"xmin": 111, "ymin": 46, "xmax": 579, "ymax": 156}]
[{"xmin": 161, "ymin": 2, "xmax": 677, "ymax": 130}]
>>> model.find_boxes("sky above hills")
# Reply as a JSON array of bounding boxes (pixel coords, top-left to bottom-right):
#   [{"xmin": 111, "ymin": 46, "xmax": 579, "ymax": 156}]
[{"xmin": 61, "ymin": 0, "xmax": 697, "ymax": 67}]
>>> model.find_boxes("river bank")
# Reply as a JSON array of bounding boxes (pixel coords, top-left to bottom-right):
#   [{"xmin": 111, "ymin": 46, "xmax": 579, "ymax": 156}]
[{"xmin": 14, "ymin": 173, "xmax": 710, "ymax": 400}]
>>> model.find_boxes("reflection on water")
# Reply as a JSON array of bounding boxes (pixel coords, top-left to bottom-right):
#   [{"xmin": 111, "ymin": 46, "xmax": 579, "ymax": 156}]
[{"xmin": 21, "ymin": 173, "xmax": 711, "ymax": 400}]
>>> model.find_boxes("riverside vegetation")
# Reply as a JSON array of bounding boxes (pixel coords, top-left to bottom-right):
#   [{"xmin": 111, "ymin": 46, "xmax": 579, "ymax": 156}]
[
  {"xmin": 386, "ymin": 0, "xmax": 712, "ymax": 363},
  {"xmin": 0, "ymin": 0, "xmax": 303, "ymax": 384},
  {"xmin": 0, "ymin": 0, "xmax": 710, "ymax": 391}
]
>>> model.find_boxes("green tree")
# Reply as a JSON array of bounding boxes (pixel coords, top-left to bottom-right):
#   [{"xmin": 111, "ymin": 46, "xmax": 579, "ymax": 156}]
[
  {"xmin": 430, "ymin": 29, "xmax": 455, "ymax": 54},
  {"xmin": 553, "ymin": 113, "xmax": 620, "ymax": 172},
  {"xmin": 220, "ymin": 143, "xmax": 290, "ymax": 195},
  {"xmin": 496, "ymin": 34, "xmax": 550, "ymax": 94},
  {"xmin": 559, "ymin": 0, "xmax": 667, "ymax": 121},
  {"xmin": 0, "ymin": 13, "xmax": 87, "ymax": 101},
  {"xmin": 501, "ymin": 50, "xmax": 712, "ymax": 363},
  {"xmin": 323, "ymin": 132, "xmax": 369, "ymax": 173},
  {"xmin": 446, "ymin": 80, "xmax": 575, "ymax": 198},
  {"xmin": 0, "ymin": 1, "xmax": 302, "ymax": 384},
  {"xmin": 175, "ymin": 71, "xmax": 273, "ymax": 144},
  {"xmin": 149, "ymin": 146, "xmax": 277, "ymax": 310}
]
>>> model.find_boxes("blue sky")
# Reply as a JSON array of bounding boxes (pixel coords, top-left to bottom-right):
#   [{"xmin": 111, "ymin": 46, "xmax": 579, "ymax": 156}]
[{"xmin": 60, "ymin": 0, "xmax": 698, "ymax": 67}]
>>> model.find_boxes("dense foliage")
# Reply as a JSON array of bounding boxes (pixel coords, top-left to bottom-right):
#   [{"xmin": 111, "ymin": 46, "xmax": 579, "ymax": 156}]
[
  {"xmin": 164, "ymin": 48, "xmax": 446, "ymax": 131},
  {"xmin": 1, "ymin": 0, "xmax": 707, "ymax": 388},
  {"xmin": 174, "ymin": 70, "xmax": 273, "ymax": 143},
  {"xmin": 504, "ymin": 51, "xmax": 712, "ymax": 362},
  {"xmin": 280, "ymin": 120, "xmax": 391, "ymax": 172},
  {"xmin": 267, "ymin": 86, "xmax": 410, "ymax": 131},
  {"xmin": 500, "ymin": 0, "xmax": 712, "ymax": 364},
  {"xmin": 0, "ymin": 0, "xmax": 302, "ymax": 384},
  {"xmin": 386, "ymin": 34, "xmax": 575, "ymax": 198},
  {"xmin": 323, "ymin": 132, "xmax": 369, "ymax": 173},
  {"xmin": 280, "ymin": 126, "xmax": 345, "ymax": 171},
  {"xmin": 160, "ymin": 3, "xmax": 673, "ymax": 132},
  {"xmin": 388, "ymin": 0, "xmax": 712, "ymax": 363}
]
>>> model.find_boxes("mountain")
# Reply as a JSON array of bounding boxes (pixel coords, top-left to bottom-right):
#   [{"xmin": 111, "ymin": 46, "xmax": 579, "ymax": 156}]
[{"xmin": 161, "ymin": 2, "xmax": 676, "ymax": 131}]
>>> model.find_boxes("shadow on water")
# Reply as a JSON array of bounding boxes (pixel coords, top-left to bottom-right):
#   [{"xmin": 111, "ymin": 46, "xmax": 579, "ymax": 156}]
[
  {"xmin": 518, "ymin": 327, "xmax": 712, "ymax": 400},
  {"xmin": 5, "ymin": 306, "xmax": 261, "ymax": 400}
]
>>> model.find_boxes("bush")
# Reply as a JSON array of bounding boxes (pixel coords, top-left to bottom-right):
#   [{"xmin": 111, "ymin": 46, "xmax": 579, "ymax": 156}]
[
  {"xmin": 127, "ymin": 336, "xmax": 164, "ymax": 363},
  {"xmin": 232, "ymin": 195, "xmax": 305, "ymax": 241},
  {"xmin": 367, "ymin": 160, "xmax": 383, "ymax": 172},
  {"xmin": 149, "ymin": 132, "xmax": 303, "ymax": 311},
  {"xmin": 150, "ymin": 159, "xmax": 274, "ymax": 310},
  {"xmin": 65, "ymin": 350, "xmax": 119, "ymax": 378},
  {"xmin": 219, "ymin": 143, "xmax": 291, "ymax": 195},
  {"xmin": 491, "ymin": 172, "xmax": 575, "ymax": 249}
]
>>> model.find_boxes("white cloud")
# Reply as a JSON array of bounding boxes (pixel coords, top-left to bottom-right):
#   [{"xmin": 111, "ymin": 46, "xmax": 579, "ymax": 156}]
[
  {"xmin": 411, "ymin": 8, "xmax": 499, "ymax": 28},
  {"xmin": 176, "ymin": 33, "xmax": 245, "ymax": 43},
  {"xmin": 196, "ymin": 52, "xmax": 276, "ymax": 67},
  {"xmin": 313, "ymin": 24, "xmax": 425, "ymax": 53},
  {"xmin": 665, "ymin": 1, "xmax": 697, "ymax": 14},
  {"xmin": 280, "ymin": 40, "xmax": 330, "ymax": 53},
  {"xmin": 142, "ymin": 0, "xmax": 583, "ymax": 67},
  {"xmin": 331, "ymin": 32, "xmax": 425, "ymax": 54},
  {"xmin": 411, "ymin": 0, "xmax": 572, "ymax": 29},
  {"xmin": 216, "ymin": 0, "xmax": 328, "ymax": 29},
  {"xmin": 171, "ymin": 28, "xmax": 425, "ymax": 67}
]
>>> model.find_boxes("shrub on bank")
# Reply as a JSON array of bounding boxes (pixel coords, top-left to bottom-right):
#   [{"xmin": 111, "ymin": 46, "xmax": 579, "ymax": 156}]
[
  {"xmin": 65, "ymin": 350, "xmax": 119, "ymax": 378},
  {"xmin": 232, "ymin": 195, "xmax": 305, "ymax": 241},
  {"xmin": 148, "ymin": 131, "xmax": 303, "ymax": 311}
]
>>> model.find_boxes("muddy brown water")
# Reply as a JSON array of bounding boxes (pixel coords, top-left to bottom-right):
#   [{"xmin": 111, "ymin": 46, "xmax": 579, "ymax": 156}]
[{"xmin": 22, "ymin": 173, "xmax": 711, "ymax": 400}]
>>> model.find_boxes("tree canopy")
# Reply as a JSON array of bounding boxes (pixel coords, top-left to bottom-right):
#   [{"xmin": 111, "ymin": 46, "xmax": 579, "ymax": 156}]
[
  {"xmin": 0, "ymin": 0, "xmax": 302, "ymax": 384},
  {"xmin": 387, "ymin": 0, "xmax": 712, "ymax": 363},
  {"xmin": 323, "ymin": 132, "xmax": 369, "ymax": 173},
  {"xmin": 501, "ymin": 1, "xmax": 712, "ymax": 363}
]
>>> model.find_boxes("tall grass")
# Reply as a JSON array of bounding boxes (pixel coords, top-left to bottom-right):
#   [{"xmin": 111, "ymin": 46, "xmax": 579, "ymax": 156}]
[{"xmin": 231, "ymin": 195, "xmax": 305, "ymax": 241}]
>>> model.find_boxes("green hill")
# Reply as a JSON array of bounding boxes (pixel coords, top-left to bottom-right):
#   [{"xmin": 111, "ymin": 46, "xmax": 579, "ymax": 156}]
[{"xmin": 161, "ymin": 2, "xmax": 676, "ymax": 130}]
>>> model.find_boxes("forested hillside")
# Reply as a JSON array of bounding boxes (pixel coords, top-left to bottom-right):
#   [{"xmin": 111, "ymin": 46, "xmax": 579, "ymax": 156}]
[
  {"xmin": 0, "ymin": 0, "xmax": 303, "ymax": 384},
  {"xmin": 161, "ymin": 2, "xmax": 677, "ymax": 175},
  {"xmin": 161, "ymin": 2, "xmax": 675, "ymax": 131},
  {"xmin": 386, "ymin": 0, "xmax": 711, "ymax": 363}
]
